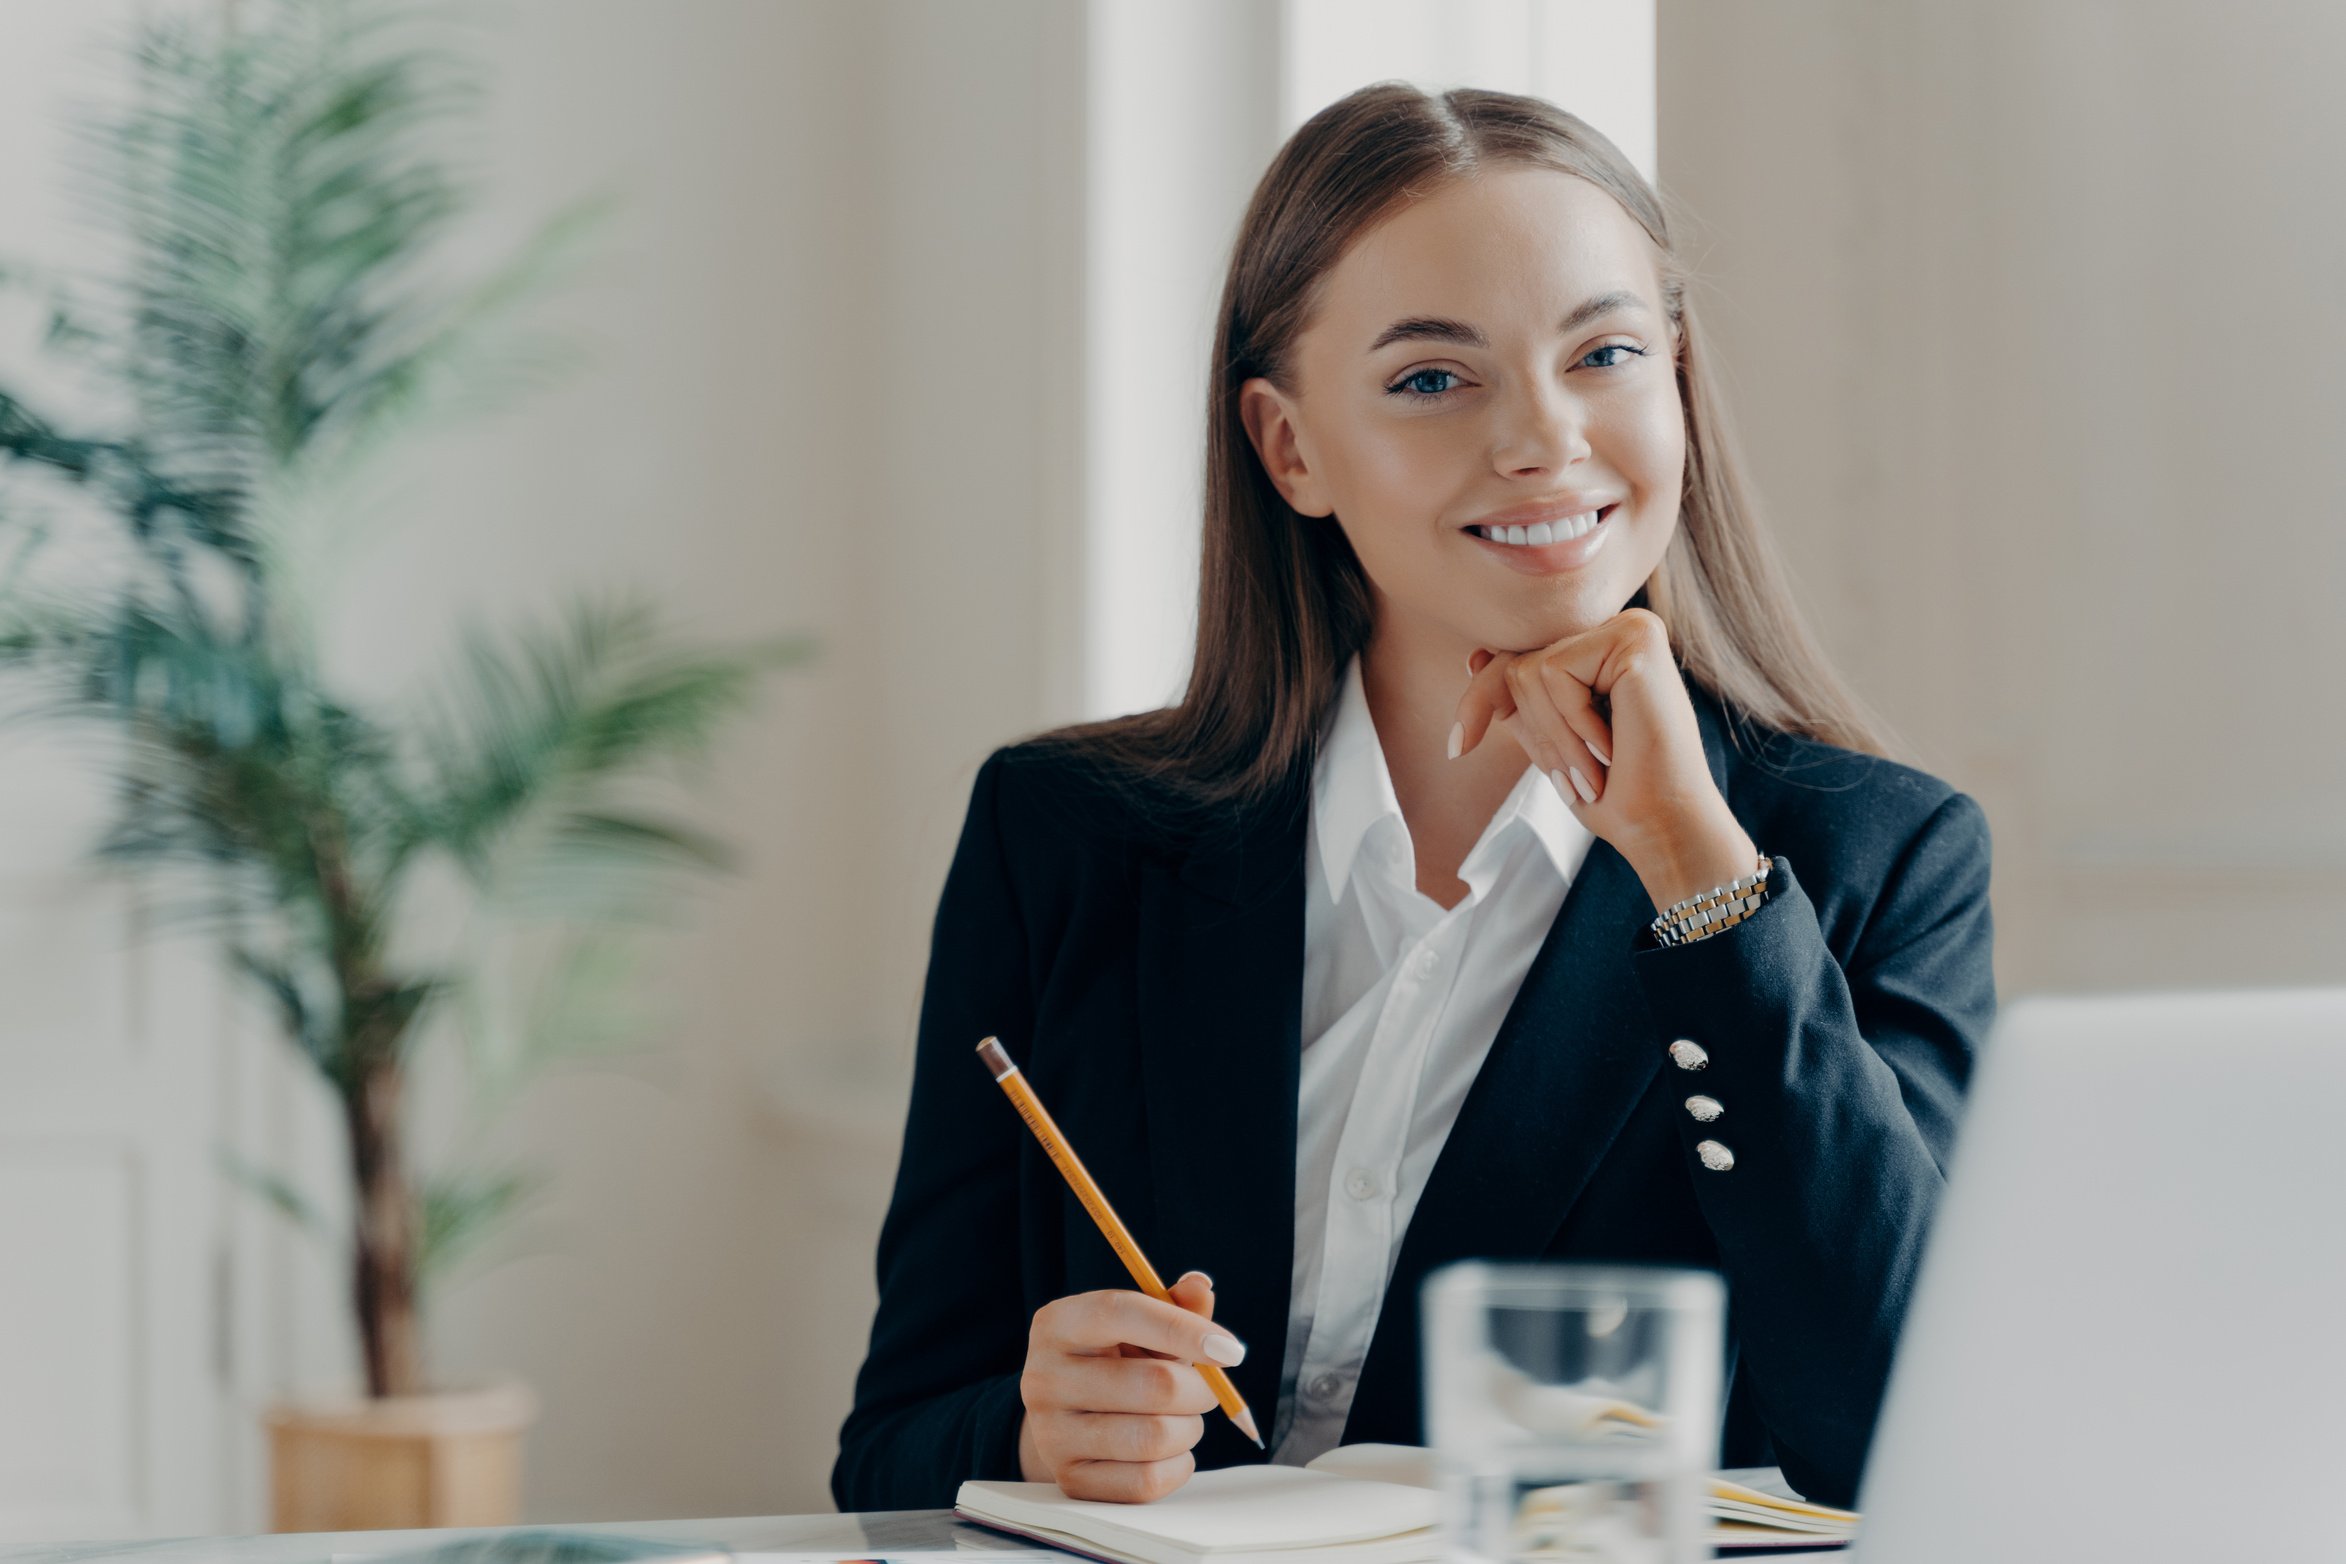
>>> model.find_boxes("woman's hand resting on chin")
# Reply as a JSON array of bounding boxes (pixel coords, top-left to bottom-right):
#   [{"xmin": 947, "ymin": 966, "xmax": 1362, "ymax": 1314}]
[{"xmin": 1452, "ymin": 606, "xmax": 1763, "ymax": 913}]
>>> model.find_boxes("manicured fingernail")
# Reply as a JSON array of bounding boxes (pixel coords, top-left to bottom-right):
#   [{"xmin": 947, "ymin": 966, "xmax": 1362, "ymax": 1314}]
[
  {"xmin": 1179, "ymin": 1269, "xmax": 1214, "ymax": 1289},
  {"xmin": 1446, "ymin": 722, "xmax": 1463, "ymax": 760},
  {"xmin": 1588, "ymin": 737, "xmax": 1611, "ymax": 768},
  {"xmin": 1568, "ymin": 764, "xmax": 1599, "ymax": 804},
  {"xmin": 1201, "ymin": 1332, "xmax": 1245, "ymax": 1366},
  {"xmin": 1550, "ymin": 767, "xmax": 1571, "ymax": 798}
]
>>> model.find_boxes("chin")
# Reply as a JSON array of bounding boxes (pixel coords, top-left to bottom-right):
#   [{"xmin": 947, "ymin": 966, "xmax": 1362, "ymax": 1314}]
[{"xmin": 1510, "ymin": 583, "xmax": 1636, "ymax": 647}]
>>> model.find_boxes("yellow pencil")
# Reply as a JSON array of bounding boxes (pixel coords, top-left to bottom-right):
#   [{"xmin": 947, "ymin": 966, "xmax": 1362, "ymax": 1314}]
[{"xmin": 975, "ymin": 1035, "xmax": 1264, "ymax": 1448}]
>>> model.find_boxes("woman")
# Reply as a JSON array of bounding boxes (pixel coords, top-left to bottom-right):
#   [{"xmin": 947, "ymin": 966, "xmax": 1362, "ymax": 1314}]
[{"xmin": 830, "ymin": 83, "xmax": 1994, "ymax": 1515}]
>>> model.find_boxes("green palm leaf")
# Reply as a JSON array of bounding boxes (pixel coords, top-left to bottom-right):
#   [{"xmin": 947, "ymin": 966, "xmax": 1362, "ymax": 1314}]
[{"xmin": 0, "ymin": 0, "xmax": 807, "ymax": 1391}]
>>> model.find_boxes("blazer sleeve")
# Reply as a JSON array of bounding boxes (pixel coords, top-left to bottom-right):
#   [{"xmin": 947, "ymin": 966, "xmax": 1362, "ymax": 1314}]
[
  {"xmin": 1629, "ymin": 789, "xmax": 1995, "ymax": 1509},
  {"xmin": 831, "ymin": 750, "xmax": 1037, "ymax": 1512}
]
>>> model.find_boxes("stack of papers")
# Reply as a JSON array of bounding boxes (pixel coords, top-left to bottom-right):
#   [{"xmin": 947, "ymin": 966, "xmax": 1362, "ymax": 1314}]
[{"xmin": 1704, "ymin": 1469, "xmax": 1858, "ymax": 1549}]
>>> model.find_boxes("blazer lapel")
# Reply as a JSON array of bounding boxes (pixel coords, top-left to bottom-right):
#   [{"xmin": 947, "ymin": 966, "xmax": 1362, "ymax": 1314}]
[
  {"xmin": 1339, "ymin": 683, "xmax": 1741, "ymax": 1444},
  {"xmin": 1134, "ymin": 791, "xmax": 1307, "ymax": 1468}
]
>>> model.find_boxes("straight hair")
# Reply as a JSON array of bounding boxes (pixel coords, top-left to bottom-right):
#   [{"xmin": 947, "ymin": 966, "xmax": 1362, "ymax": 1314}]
[{"xmin": 1036, "ymin": 82, "xmax": 1904, "ymax": 825}]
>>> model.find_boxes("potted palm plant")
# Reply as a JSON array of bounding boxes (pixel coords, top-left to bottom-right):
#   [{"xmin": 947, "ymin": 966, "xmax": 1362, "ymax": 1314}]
[{"xmin": 0, "ymin": 0, "xmax": 804, "ymax": 1531}]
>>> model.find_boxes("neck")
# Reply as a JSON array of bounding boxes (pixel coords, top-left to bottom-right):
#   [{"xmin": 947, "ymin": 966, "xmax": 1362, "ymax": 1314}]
[{"xmin": 1358, "ymin": 621, "xmax": 1530, "ymax": 903}]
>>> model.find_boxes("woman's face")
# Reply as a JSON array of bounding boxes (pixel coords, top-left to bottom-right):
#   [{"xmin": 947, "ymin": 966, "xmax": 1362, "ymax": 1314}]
[{"xmin": 1241, "ymin": 165, "xmax": 1686, "ymax": 659}]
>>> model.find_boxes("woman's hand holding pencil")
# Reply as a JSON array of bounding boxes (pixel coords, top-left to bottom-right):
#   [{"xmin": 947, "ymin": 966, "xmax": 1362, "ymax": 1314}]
[
  {"xmin": 977, "ymin": 1035, "xmax": 1262, "ymax": 1502},
  {"xmin": 1015, "ymin": 1273, "xmax": 1244, "ymax": 1501}
]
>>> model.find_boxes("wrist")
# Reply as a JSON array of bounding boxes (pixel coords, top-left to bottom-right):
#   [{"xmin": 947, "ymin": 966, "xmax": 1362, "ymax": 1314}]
[{"xmin": 1633, "ymin": 807, "xmax": 1761, "ymax": 913}]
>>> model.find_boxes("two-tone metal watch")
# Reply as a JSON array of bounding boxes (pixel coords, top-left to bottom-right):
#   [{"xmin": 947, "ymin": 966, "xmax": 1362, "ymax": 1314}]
[{"xmin": 1648, "ymin": 853, "xmax": 1772, "ymax": 948}]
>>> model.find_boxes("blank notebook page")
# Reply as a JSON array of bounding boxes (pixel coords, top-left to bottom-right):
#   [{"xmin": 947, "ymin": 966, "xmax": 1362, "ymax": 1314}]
[{"xmin": 958, "ymin": 1465, "xmax": 1439, "ymax": 1551}]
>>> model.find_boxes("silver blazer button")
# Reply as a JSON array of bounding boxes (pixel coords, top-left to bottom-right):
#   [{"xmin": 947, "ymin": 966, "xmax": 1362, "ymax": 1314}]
[
  {"xmin": 1685, "ymin": 1094, "xmax": 1724, "ymax": 1122},
  {"xmin": 1668, "ymin": 1039, "xmax": 1710, "ymax": 1071},
  {"xmin": 1696, "ymin": 1139, "xmax": 1736, "ymax": 1172}
]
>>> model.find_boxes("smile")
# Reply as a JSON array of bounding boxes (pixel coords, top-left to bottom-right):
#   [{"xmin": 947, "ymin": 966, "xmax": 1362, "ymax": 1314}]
[
  {"xmin": 1463, "ymin": 504, "xmax": 1620, "ymax": 572},
  {"xmin": 1471, "ymin": 507, "xmax": 1607, "ymax": 546}
]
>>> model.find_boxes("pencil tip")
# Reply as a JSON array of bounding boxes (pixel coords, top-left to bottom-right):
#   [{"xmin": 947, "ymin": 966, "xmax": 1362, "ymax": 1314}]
[{"xmin": 1232, "ymin": 1407, "xmax": 1264, "ymax": 1448}]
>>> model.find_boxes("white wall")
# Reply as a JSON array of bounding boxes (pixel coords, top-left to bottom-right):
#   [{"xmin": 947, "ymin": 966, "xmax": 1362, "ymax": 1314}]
[
  {"xmin": 0, "ymin": 0, "xmax": 246, "ymax": 1540},
  {"xmin": 1657, "ymin": 0, "xmax": 2346, "ymax": 996},
  {"xmin": 1079, "ymin": 0, "xmax": 1283, "ymax": 718},
  {"xmin": 385, "ymin": 0, "xmax": 1092, "ymax": 1521}
]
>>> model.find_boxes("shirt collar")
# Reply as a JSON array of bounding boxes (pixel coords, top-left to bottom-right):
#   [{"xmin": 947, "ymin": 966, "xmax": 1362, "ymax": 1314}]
[
  {"xmin": 1311, "ymin": 655, "xmax": 1591, "ymax": 904},
  {"xmin": 1310, "ymin": 655, "xmax": 1399, "ymax": 905}
]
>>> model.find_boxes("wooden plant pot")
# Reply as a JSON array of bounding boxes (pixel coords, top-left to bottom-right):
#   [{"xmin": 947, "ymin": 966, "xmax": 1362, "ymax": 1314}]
[{"xmin": 265, "ymin": 1382, "xmax": 538, "ymax": 1533}]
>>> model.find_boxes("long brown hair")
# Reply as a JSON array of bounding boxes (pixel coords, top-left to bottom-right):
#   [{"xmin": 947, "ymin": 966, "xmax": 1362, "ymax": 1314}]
[{"xmin": 1037, "ymin": 82, "xmax": 1902, "ymax": 823}]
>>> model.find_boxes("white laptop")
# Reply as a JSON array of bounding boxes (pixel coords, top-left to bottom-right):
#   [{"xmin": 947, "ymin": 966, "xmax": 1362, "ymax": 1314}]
[{"xmin": 1852, "ymin": 987, "xmax": 2346, "ymax": 1561}]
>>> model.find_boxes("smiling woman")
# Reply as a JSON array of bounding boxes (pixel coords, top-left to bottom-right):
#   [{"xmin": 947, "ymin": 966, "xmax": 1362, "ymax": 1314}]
[
  {"xmin": 1036, "ymin": 85, "xmax": 1897, "ymax": 820},
  {"xmin": 834, "ymin": 82, "xmax": 1996, "ymax": 1516},
  {"xmin": 1248, "ymin": 168, "xmax": 1685, "ymax": 679}
]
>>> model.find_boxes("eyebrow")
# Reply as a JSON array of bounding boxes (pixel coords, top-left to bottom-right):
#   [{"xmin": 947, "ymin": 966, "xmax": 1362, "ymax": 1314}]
[{"xmin": 1366, "ymin": 289, "xmax": 1648, "ymax": 354}]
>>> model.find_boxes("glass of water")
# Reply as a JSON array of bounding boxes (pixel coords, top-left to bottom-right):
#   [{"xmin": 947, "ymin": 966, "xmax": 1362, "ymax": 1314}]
[{"xmin": 1422, "ymin": 1262, "xmax": 1725, "ymax": 1564}]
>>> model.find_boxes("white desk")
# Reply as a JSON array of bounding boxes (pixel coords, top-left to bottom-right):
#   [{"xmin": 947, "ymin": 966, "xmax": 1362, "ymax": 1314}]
[
  {"xmin": 0, "ymin": 1513, "xmax": 1001, "ymax": 1564},
  {"xmin": 0, "ymin": 1511, "xmax": 1845, "ymax": 1564}
]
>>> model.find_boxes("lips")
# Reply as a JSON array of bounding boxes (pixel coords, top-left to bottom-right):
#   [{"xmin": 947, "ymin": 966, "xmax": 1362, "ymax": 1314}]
[
  {"xmin": 1467, "ymin": 503, "xmax": 1619, "ymax": 548},
  {"xmin": 1460, "ymin": 502, "xmax": 1622, "ymax": 575},
  {"xmin": 1468, "ymin": 492, "xmax": 1624, "ymax": 529}
]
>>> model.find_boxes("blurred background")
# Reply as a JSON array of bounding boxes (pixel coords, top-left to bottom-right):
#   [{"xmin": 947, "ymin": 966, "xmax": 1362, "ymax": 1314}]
[{"xmin": 1, "ymin": 0, "xmax": 2338, "ymax": 1541}]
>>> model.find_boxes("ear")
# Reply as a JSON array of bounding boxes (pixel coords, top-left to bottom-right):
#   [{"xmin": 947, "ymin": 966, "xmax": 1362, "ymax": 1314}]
[{"xmin": 1238, "ymin": 376, "xmax": 1333, "ymax": 518}]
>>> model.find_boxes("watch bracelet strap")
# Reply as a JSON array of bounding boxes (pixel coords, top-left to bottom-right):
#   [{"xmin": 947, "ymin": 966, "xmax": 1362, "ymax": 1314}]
[{"xmin": 1649, "ymin": 853, "xmax": 1772, "ymax": 948}]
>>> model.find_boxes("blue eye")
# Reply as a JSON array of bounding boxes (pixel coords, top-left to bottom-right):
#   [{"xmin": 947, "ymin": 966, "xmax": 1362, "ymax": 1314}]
[
  {"xmin": 1384, "ymin": 343, "xmax": 1649, "ymax": 402},
  {"xmin": 1582, "ymin": 343, "xmax": 1646, "ymax": 369},
  {"xmin": 1386, "ymin": 367, "xmax": 1461, "ymax": 400}
]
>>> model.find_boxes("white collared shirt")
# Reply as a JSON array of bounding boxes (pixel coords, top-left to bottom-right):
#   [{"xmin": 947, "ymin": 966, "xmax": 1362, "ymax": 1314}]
[{"xmin": 1269, "ymin": 655, "xmax": 1595, "ymax": 1466}]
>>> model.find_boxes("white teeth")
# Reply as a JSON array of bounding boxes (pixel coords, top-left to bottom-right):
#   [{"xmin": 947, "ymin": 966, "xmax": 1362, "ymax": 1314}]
[{"xmin": 1477, "ymin": 509, "xmax": 1607, "ymax": 546}]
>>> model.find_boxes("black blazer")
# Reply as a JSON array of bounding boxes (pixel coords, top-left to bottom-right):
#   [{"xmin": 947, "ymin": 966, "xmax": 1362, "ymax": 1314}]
[{"xmin": 831, "ymin": 682, "xmax": 1995, "ymax": 1513}]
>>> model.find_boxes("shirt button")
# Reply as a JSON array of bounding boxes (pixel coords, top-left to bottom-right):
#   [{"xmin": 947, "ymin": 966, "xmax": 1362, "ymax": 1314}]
[
  {"xmin": 1685, "ymin": 1095, "xmax": 1723, "ymax": 1123},
  {"xmin": 1696, "ymin": 1139, "xmax": 1736, "ymax": 1172},
  {"xmin": 1668, "ymin": 1039, "xmax": 1710, "ymax": 1071},
  {"xmin": 1344, "ymin": 1167, "xmax": 1379, "ymax": 1200},
  {"xmin": 1415, "ymin": 948, "xmax": 1441, "ymax": 979},
  {"xmin": 1309, "ymin": 1372, "xmax": 1344, "ymax": 1401}
]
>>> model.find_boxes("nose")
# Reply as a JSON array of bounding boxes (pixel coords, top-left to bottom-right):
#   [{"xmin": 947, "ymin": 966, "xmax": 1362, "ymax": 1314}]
[{"xmin": 1491, "ymin": 375, "xmax": 1591, "ymax": 477}]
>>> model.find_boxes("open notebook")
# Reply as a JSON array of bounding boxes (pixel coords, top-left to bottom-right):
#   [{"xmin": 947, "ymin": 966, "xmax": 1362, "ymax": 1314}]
[{"xmin": 954, "ymin": 1443, "xmax": 1858, "ymax": 1562}]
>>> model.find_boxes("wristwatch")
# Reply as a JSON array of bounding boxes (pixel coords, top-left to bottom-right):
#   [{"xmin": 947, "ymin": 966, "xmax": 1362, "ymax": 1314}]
[{"xmin": 1648, "ymin": 854, "xmax": 1772, "ymax": 948}]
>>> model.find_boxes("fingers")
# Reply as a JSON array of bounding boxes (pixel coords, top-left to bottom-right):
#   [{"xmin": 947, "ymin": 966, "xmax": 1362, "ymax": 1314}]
[
  {"xmin": 1118, "ymin": 1273, "xmax": 1214, "ymax": 1361},
  {"xmin": 1059, "ymin": 1450, "xmax": 1197, "ymax": 1504},
  {"xmin": 1027, "ymin": 1289, "xmax": 1235, "ymax": 1416},
  {"xmin": 1035, "ymin": 1346, "xmax": 1222, "ymax": 1414},
  {"xmin": 1452, "ymin": 648, "xmax": 1520, "ymax": 758},
  {"xmin": 1165, "ymin": 1269, "xmax": 1215, "ymax": 1322},
  {"xmin": 1062, "ymin": 1410, "xmax": 1208, "ymax": 1464},
  {"xmin": 1531, "ymin": 653, "xmax": 1617, "ymax": 783},
  {"xmin": 1040, "ymin": 1287, "xmax": 1244, "ymax": 1366},
  {"xmin": 1024, "ymin": 1288, "xmax": 1223, "ymax": 1502},
  {"xmin": 1455, "ymin": 617, "xmax": 1646, "ymax": 788},
  {"xmin": 1499, "ymin": 653, "xmax": 1608, "ymax": 805}
]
